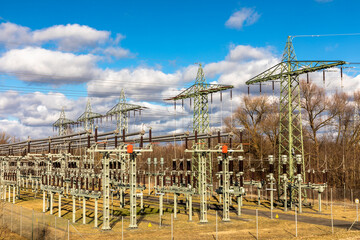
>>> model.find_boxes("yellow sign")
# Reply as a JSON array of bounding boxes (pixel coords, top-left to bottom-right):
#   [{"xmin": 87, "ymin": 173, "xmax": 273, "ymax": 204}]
[
  {"xmin": 275, "ymin": 214, "xmax": 279, "ymax": 219},
  {"xmin": 148, "ymin": 222, "xmax": 152, "ymax": 227}
]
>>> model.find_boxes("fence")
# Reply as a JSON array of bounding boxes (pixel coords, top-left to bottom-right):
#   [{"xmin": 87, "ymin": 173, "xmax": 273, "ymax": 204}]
[{"xmin": 1, "ymin": 187, "xmax": 360, "ymax": 239}]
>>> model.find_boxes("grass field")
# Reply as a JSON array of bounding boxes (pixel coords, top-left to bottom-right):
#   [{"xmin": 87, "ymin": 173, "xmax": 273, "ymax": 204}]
[{"xmin": 2, "ymin": 188, "xmax": 360, "ymax": 239}]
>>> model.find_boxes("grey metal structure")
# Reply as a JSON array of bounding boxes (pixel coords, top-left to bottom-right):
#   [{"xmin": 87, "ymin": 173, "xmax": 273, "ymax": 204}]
[
  {"xmin": 106, "ymin": 89, "xmax": 145, "ymax": 134},
  {"xmin": 77, "ymin": 99, "xmax": 102, "ymax": 133},
  {"xmin": 53, "ymin": 108, "xmax": 74, "ymax": 136}
]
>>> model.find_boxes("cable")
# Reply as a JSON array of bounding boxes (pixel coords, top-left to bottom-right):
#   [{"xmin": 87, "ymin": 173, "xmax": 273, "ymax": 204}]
[{"xmin": 292, "ymin": 33, "xmax": 360, "ymax": 38}]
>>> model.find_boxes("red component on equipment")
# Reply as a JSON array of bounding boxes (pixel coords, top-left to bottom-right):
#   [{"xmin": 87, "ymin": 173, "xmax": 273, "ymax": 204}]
[
  {"xmin": 127, "ymin": 144, "xmax": 133, "ymax": 153},
  {"xmin": 222, "ymin": 145, "xmax": 228, "ymax": 154}
]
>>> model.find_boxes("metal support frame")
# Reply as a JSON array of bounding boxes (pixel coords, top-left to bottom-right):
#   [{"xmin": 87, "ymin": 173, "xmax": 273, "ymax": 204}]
[
  {"xmin": 221, "ymin": 155, "xmax": 230, "ymax": 222},
  {"xmin": 102, "ymin": 153, "xmax": 111, "ymax": 230},
  {"xmin": 129, "ymin": 153, "xmax": 137, "ymax": 228}
]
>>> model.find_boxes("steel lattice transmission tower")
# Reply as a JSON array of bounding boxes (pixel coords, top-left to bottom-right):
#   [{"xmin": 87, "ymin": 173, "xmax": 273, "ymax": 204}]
[
  {"xmin": 165, "ymin": 64, "xmax": 233, "ymax": 222},
  {"xmin": 53, "ymin": 107, "xmax": 74, "ymax": 136},
  {"xmin": 106, "ymin": 89, "xmax": 145, "ymax": 134},
  {"xmin": 166, "ymin": 63, "xmax": 233, "ymax": 178},
  {"xmin": 77, "ymin": 99, "xmax": 102, "ymax": 133},
  {"xmin": 246, "ymin": 36, "xmax": 346, "ymax": 198}
]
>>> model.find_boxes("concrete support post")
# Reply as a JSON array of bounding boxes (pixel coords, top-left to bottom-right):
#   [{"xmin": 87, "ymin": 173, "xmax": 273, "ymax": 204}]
[
  {"xmin": 50, "ymin": 192, "xmax": 53, "ymax": 215},
  {"xmin": 12, "ymin": 185, "xmax": 15, "ymax": 203},
  {"xmin": 188, "ymin": 194, "xmax": 192, "ymax": 221},
  {"xmin": 94, "ymin": 198, "xmax": 98, "ymax": 228},
  {"xmin": 319, "ymin": 191, "xmax": 322, "ymax": 213},
  {"xmin": 43, "ymin": 191, "xmax": 46, "ymax": 212},
  {"xmin": 237, "ymin": 196, "xmax": 241, "ymax": 216},
  {"xmin": 58, "ymin": 194, "xmax": 62, "ymax": 217},
  {"xmin": 140, "ymin": 191, "xmax": 143, "ymax": 211},
  {"xmin": 119, "ymin": 189, "xmax": 124, "ymax": 208},
  {"xmin": 159, "ymin": 193, "xmax": 163, "ymax": 216},
  {"xmin": 72, "ymin": 196, "xmax": 76, "ymax": 223},
  {"xmin": 8, "ymin": 185, "xmax": 10, "ymax": 202}
]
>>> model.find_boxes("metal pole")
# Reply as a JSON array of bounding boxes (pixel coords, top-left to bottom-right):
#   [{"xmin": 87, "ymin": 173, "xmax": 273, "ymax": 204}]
[
  {"xmin": 222, "ymin": 155, "xmax": 230, "ymax": 221},
  {"xmin": 318, "ymin": 191, "xmax": 322, "ymax": 213},
  {"xmin": 357, "ymin": 202, "xmax": 359, "ymax": 222},
  {"xmin": 199, "ymin": 153, "xmax": 208, "ymax": 223},
  {"xmin": 102, "ymin": 154, "xmax": 111, "ymax": 230},
  {"xmin": 12, "ymin": 186, "xmax": 15, "ymax": 204},
  {"xmin": 129, "ymin": 154, "xmax": 137, "ymax": 228},
  {"xmin": 237, "ymin": 196, "xmax": 241, "ymax": 216}
]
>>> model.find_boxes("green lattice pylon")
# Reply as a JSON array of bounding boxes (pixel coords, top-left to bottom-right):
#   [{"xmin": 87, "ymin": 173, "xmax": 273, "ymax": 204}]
[
  {"xmin": 165, "ymin": 64, "xmax": 233, "ymax": 184},
  {"xmin": 106, "ymin": 89, "xmax": 145, "ymax": 134},
  {"xmin": 53, "ymin": 107, "xmax": 74, "ymax": 136},
  {"xmin": 278, "ymin": 36, "xmax": 304, "ymax": 181},
  {"xmin": 246, "ymin": 36, "xmax": 346, "ymax": 196},
  {"xmin": 193, "ymin": 65, "xmax": 210, "ymax": 133},
  {"xmin": 77, "ymin": 99, "xmax": 102, "ymax": 133}
]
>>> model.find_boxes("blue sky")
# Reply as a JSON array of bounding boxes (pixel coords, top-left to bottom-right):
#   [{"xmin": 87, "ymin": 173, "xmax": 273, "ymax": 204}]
[{"xmin": 0, "ymin": 0, "xmax": 360, "ymax": 139}]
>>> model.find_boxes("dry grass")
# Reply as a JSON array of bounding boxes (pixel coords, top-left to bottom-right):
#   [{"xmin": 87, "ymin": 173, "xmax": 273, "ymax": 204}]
[{"xmin": 9, "ymin": 189, "xmax": 360, "ymax": 239}]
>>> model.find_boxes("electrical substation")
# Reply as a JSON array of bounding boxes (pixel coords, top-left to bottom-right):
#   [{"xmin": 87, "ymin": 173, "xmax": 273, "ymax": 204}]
[{"xmin": 0, "ymin": 36, "xmax": 359, "ymax": 239}]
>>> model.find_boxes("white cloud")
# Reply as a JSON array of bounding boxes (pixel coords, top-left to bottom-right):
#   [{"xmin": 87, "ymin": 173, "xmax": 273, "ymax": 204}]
[
  {"xmin": 225, "ymin": 8, "xmax": 260, "ymax": 30},
  {"xmin": 226, "ymin": 45, "xmax": 272, "ymax": 62},
  {"xmin": 0, "ymin": 22, "xmax": 33, "ymax": 47},
  {"xmin": 87, "ymin": 67, "xmax": 186, "ymax": 101},
  {"xmin": 32, "ymin": 23, "xmax": 110, "ymax": 51},
  {"xmin": 0, "ymin": 22, "xmax": 131, "ymax": 58},
  {"xmin": 0, "ymin": 47, "xmax": 100, "ymax": 84},
  {"xmin": 102, "ymin": 47, "xmax": 131, "ymax": 59}
]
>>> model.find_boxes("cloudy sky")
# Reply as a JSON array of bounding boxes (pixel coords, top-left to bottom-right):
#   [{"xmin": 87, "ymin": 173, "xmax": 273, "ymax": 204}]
[{"xmin": 0, "ymin": 0, "xmax": 360, "ymax": 140}]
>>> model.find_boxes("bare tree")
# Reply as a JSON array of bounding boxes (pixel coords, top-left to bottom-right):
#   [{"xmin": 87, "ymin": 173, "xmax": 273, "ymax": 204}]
[
  {"xmin": 0, "ymin": 132, "xmax": 11, "ymax": 145},
  {"xmin": 224, "ymin": 95, "xmax": 278, "ymax": 159},
  {"xmin": 300, "ymin": 80, "xmax": 339, "ymax": 169}
]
